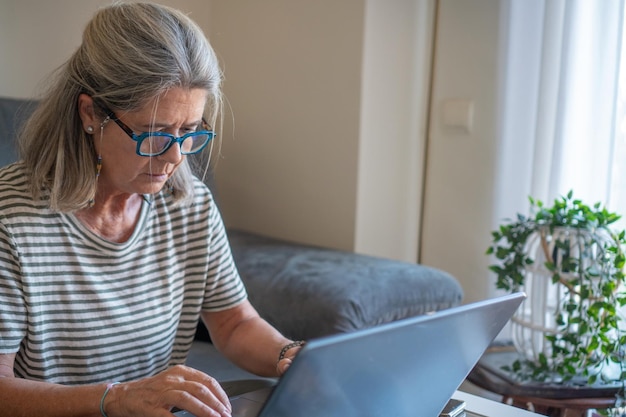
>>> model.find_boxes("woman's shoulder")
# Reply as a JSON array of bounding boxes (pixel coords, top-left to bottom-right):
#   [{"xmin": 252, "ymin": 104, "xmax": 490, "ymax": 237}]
[
  {"xmin": 188, "ymin": 175, "xmax": 217, "ymax": 207},
  {"xmin": 0, "ymin": 162, "xmax": 30, "ymax": 194},
  {"xmin": 0, "ymin": 162, "xmax": 41, "ymax": 211},
  {"xmin": 0, "ymin": 161, "xmax": 25, "ymax": 178}
]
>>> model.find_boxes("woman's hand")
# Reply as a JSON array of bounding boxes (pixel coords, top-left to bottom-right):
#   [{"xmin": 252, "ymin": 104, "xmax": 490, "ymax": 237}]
[
  {"xmin": 104, "ymin": 365, "xmax": 231, "ymax": 417},
  {"xmin": 275, "ymin": 357, "xmax": 294, "ymax": 376}
]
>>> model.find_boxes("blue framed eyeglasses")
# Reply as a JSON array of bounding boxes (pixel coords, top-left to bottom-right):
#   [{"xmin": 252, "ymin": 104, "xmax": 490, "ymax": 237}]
[{"xmin": 102, "ymin": 108, "xmax": 215, "ymax": 157}]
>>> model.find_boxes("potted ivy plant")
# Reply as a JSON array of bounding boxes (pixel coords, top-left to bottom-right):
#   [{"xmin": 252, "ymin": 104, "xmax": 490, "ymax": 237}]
[{"xmin": 487, "ymin": 192, "xmax": 626, "ymax": 399}]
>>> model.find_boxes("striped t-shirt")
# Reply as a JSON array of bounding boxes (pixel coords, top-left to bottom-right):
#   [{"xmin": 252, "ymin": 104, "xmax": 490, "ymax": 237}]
[{"xmin": 0, "ymin": 162, "xmax": 247, "ymax": 385}]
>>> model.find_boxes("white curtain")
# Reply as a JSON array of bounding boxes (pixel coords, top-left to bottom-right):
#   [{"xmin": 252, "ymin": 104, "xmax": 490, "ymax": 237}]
[{"xmin": 494, "ymin": 0, "xmax": 625, "ymax": 223}]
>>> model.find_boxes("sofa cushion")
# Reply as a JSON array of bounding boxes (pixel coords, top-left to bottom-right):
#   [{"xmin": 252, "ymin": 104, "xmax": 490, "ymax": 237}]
[{"xmin": 227, "ymin": 229, "xmax": 463, "ymax": 340}]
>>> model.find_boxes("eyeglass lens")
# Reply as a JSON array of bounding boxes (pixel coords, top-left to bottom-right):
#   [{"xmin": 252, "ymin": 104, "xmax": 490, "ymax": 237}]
[{"xmin": 139, "ymin": 133, "xmax": 211, "ymax": 156}]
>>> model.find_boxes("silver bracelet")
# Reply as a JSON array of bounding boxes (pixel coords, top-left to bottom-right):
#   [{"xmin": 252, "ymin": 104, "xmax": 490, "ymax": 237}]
[{"xmin": 100, "ymin": 382, "xmax": 120, "ymax": 417}]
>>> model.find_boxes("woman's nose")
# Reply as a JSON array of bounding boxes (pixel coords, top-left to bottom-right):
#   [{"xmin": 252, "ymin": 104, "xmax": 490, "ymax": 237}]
[{"xmin": 158, "ymin": 142, "xmax": 183, "ymax": 163}]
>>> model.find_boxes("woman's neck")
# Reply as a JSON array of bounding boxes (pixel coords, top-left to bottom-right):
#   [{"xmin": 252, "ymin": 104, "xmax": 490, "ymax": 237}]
[{"xmin": 74, "ymin": 193, "xmax": 145, "ymax": 243}]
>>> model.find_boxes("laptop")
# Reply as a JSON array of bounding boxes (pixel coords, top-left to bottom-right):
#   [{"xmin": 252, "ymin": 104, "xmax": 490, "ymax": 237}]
[{"xmin": 176, "ymin": 292, "xmax": 525, "ymax": 417}]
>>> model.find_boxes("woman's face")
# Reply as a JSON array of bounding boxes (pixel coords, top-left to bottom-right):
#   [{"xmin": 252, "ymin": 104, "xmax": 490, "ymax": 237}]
[{"xmin": 92, "ymin": 88, "xmax": 208, "ymax": 198}]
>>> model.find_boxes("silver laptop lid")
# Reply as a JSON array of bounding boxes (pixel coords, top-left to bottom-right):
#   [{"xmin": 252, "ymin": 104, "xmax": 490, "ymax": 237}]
[{"xmin": 258, "ymin": 292, "xmax": 525, "ymax": 417}]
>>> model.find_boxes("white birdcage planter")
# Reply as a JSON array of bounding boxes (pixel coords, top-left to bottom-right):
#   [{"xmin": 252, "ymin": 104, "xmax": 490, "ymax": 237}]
[
  {"xmin": 510, "ymin": 226, "xmax": 621, "ymax": 367},
  {"xmin": 510, "ymin": 265, "xmax": 563, "ymax": 363},
  {"xmin": 488, "ymin": 193, "xmax": 626, "ymax": 412}
]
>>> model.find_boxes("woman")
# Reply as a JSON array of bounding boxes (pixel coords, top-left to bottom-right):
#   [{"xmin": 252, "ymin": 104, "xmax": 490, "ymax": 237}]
[{"xmin": 0, "ymin": 3, "xmax": 302, "ymax": 417}]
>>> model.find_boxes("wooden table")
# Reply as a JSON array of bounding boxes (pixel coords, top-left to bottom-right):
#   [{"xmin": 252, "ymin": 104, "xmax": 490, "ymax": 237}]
[{"xmin": 466, "ymin": 345, "xmax": 623, "ymax": 417}]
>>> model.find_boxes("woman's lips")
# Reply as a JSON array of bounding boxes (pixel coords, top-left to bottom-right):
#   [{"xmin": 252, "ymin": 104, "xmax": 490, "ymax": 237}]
[{"xmin": 147, "ymin": 173, "xmax": 169, "ymax": 181}]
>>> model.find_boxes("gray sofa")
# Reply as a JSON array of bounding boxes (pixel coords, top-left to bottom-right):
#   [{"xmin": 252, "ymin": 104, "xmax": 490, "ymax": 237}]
[{"xmin": 0, "ymin": 96, "xmax": 463, "ymax": 379}]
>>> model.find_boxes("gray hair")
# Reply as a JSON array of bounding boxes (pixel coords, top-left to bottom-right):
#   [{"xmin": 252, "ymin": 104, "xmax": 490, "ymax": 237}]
[{"xmin": 19, "ymin": 2, "xmax": 222, "ymax": 211}]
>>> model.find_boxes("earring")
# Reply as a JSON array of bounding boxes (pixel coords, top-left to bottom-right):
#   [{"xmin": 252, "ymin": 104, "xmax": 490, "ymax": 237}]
[
  {"xmin": 95, "ymin": 155, "xmax": 102, "ymax": 178},
  {"xmin": 86, "ymin": 126, "xmax": 94, "ymax": 134}
]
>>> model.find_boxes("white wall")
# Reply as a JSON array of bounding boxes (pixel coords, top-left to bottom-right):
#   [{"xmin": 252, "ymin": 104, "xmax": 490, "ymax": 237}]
[
  {"xmin": 208, "ymin": 0, "xmax": 433, "ymax": 260},
  {"xmin": 356, "ymin": 0, "xmax": 435, "ymax": 261},
  {"xmin": 207, "ymin": 0, "xmax": 364, "ymax": 252},
  {"xmin": 421, "ymin": 0, "xmax": 504, "ymax": 303},
  {"xmin": 0, "ymin": 0, "xmax": 211, "ymax": 99},
  {"xmin": 0, "ymin": 0, "xmax": 92, "ymax": 98}
]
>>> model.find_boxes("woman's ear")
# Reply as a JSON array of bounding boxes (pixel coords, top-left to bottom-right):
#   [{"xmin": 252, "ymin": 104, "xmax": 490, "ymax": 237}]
[{"xmin": 77, "ymin": 94, "xmax": 98, "ymax": 134}]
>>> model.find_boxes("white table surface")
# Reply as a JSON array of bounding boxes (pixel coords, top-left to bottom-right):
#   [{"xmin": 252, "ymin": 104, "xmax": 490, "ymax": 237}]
[{"xmin": 453, "ymin": 390, "xmax": 542, "ymax": 417}]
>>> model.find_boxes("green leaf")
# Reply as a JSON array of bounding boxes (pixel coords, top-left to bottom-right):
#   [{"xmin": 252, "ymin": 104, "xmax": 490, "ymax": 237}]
[{"xmin": 588, "ymin": 336, "xmax": 600, "ymax": 351}]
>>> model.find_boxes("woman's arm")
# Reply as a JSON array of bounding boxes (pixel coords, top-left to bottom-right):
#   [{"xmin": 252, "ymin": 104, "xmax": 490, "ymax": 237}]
[
  {"xmin": 0, "ymin": 354, "xmax": 108, "ymax": 417},
  {"xmin": 202, "ymin": 300, "xmax": 304, "ymax": 377},
  {"xmin": 0, "ymin": 354, "xmax": 231, "ymax": 417}
]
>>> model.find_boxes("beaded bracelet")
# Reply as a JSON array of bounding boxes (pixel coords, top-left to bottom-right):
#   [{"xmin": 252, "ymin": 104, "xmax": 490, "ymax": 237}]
[
  {"xmin": 100, "ymin": 382, "xmax": 120, "ymax": 417},
  {"xmin": 278, "ymin": 340, "xmax": 306, "ymax": 362}
]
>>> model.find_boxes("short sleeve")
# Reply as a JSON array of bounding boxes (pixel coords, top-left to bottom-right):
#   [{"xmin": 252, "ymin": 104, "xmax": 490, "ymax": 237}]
[
  {"xmin": 201, "ymin": 188, "xmax": 247, "ymax": 311},
  {"xmin": 0, "ymin": 221, "xmax": 27, "ymax": 354}
]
